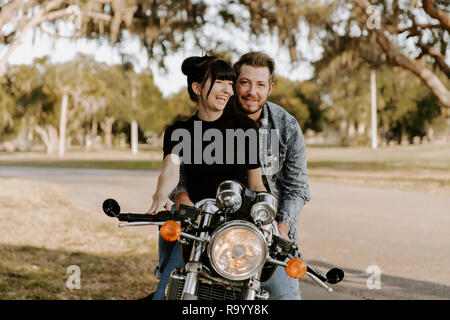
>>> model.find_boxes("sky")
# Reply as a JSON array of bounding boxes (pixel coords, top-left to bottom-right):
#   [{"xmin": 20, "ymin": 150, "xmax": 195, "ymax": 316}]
[{"xmin": 2, "ymin": 20, "xmax": 317, "ymax": 98}]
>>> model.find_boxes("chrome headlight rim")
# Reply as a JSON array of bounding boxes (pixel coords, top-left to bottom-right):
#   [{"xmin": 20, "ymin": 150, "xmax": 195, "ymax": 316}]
[
  {"xmin": 194, "ymin": 198, "xmax": 219, "ymax": 214},
  {"xmin": 207, "ymin": 220, "xmax": 268, "ymax": 281},
  {"xmin": 215, "ymin": 180, "xmax": 244, "ymax": 213},
  {"xmin": 250, "ymin": 192, "xmax": 278, "ymax": 225}
]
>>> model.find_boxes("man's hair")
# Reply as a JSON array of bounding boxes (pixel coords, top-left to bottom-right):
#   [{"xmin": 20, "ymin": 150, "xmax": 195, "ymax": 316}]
[{"xmin": 233, "ymin": 51, "xmax": 276, "ymax": 84}]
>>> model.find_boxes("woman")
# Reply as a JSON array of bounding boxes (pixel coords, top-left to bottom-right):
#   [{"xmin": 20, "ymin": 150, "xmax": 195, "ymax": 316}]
[
  {"xmin": 148, "ymin": 55, "xmax": 265, "ymax": 212},
  {"xmin": 147, "ymin": 55, "xmax": 266, "ymax": 300}
]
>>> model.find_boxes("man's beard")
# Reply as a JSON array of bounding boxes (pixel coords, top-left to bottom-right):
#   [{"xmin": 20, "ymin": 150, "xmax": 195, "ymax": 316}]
[{"xmin": 236, "ymin": 95, "xmax": 268, "ymax": 115}]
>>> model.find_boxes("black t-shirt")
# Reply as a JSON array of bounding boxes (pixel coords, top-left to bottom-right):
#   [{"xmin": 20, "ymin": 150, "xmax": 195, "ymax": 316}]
[{"xmin": 163, "ymin": 108, "xmax": 260, "ymax": 203}]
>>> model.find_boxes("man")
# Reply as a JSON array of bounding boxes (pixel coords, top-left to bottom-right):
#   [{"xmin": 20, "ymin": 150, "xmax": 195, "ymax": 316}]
[
  {"xmin": 230, "ymin": 51, "xmax": 311, "ymax": 243},
  {"xmin": 159, "ymin": 51, "xmax": 311, "ymax": 300}
]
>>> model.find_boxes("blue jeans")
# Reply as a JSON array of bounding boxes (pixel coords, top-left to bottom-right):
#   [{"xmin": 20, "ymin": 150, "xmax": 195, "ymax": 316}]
[
  {"xmin": 152, "ymin": 234, "xmax": 186, "ymax": 300},
  {"xmin": 153, "ymin": 235, "xmax": 301, "ymax": 300},
  {"xmin": 261, "ymin": 266, "xmax": 302, "ymax": 300}
]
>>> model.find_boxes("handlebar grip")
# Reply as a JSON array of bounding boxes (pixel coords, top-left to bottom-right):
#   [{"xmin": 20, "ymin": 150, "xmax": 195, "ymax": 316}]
[
  {"xmin": 118, "ymin": 211, "xmax": 172, "ymax": 222},
  {"xmin": 111, "ymin": 204, "xmax": 201, "ymax": 224},
  {"xmin": 307, "ymin": 264, "xmax": 327, "ymax": 282}
]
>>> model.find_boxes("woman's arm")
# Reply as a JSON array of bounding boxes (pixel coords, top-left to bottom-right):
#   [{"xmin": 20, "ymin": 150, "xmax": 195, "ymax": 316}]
[
  {"xmin": 247, "ymin": 167, "xmax": 266, "ymax": 192},
  {"xmin": 146, "ymin": 154, "xmax": 181, "ymax": 214}
]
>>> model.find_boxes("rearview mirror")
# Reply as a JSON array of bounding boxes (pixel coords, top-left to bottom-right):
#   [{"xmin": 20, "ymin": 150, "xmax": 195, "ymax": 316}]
[
  {"xmin": 102, "ymin": 198, "xmax": 120, "ymax": 217},
  {"xmin": 326, "ymin": 268, "xmax": 344, "ymax": 284}
]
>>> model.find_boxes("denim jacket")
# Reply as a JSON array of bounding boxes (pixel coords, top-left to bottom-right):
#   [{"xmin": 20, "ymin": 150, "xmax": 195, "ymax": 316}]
[
  {"xmin": 259, "ymin": 101, "xmax": 311, "ymax": 241},
  {"xmin": 169, "ymin": 101, "xmax": 311, "ymax": 241}
]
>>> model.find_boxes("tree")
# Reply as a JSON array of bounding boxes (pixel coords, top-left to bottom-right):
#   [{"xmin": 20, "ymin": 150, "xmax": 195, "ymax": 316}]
[
  {"xmin": 212, "ymin": 0, "xmax": 449, "ymax": 108},
  {"xmin": 0, "ymin": 0, "xmax": 209, "ymax": 75},
  {"xmin": 270, "ymin": 77, "xmax": 310, "ymax": 129},
  {"xmin": 0, "ymin": 82, "xmax": 15, "ymax": 135},
  {"xmin": 349, "ymin": 0, "xmax": 449, "ymax": 108},
  {"xmin": 42, "ymin": 57, "xmax": 93, "ymax": 157},
  {"xmin": 2, "ymin": 0, "xmax": 448, "ymax": 109},
  {"xmin": 94, "ymin": 63, "xmax": 132, "ymax": 150},
  {"xmin": 319, "ymin": 62, "xmax": 443, "ymax": 145},
  {"xmin": 307, "ymin": 0, "xmax": 449, "ymax": 109},
  {"xmin": 3, "ymin": 58, "xmax": 60, "ymax": 153}
]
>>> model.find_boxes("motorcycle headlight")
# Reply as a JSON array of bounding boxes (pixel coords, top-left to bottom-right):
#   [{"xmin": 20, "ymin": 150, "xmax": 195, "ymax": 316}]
[
  {"xmin": 216, "ymin": 180, "xmax": 243, "ymax": 213},
  {"xmin": 207, "ymin": 221, "xmax": 267, "ymax": 280},
  {"xmin": 250, "ymin": 192, "xmax": 278, "ymax": 225}
]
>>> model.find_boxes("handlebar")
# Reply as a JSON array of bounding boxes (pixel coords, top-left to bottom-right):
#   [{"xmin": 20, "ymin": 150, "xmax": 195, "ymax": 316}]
[
  {"xmin": 102, "ymin": 198, "xmax": 202, "ymax": 223},
  {"xmin": 117, "ymin": 211, "xmax": 172, "ymax": 222},
  {"xmin": 102, "ymin": 198, "xmax": 344, "ymax": 288}
]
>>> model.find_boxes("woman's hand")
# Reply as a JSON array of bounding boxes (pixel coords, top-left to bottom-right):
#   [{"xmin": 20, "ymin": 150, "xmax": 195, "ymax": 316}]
[{"xmin": 146, "ymin": 192, "xmax": 171, "ymax": 214}]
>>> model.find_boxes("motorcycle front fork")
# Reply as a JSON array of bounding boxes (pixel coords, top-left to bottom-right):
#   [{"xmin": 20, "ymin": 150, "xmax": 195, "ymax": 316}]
[
  {"xmin": 181, "ymin": 211, "xmax": 213, "ymax": 300},
  {"xmin": 180, "ymin": 209, "xmax": 268, "ymax": 300}
]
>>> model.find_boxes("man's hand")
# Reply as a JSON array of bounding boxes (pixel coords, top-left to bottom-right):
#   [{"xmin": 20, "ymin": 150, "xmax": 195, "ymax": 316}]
[
  {"xmin": 174, "ymin": 191, "xmax": 195, "ymax": 210},
  {"xmin": 277, "ymin": 222, "xmax": 290, "ymax": 240}
]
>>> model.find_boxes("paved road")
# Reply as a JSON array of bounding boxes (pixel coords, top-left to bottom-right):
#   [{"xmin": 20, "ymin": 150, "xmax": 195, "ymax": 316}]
[{"xmin": 2, "ymin": 166, "xmax": 449, "ymax": 300}]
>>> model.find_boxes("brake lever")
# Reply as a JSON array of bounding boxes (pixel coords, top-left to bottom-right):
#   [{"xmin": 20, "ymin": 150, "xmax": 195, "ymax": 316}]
[{"xmin": 118, "ymin": 221, "xmax": 165, "ymax": 228}]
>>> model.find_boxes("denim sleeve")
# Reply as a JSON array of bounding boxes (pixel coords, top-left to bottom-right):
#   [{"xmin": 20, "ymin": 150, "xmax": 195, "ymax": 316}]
[
  {"xmin": 168, "ymin": 163, "xmax": 189, "ymax": 201},
  {"xmin": 276, "ymin": 120, "xmax": 311, "ymax": 240}
]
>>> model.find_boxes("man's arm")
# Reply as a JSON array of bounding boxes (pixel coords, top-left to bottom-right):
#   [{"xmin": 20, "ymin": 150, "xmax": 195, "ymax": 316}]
[{"xmin": 276, "ymin": 120, "xmax": 311, "ymax": 241}]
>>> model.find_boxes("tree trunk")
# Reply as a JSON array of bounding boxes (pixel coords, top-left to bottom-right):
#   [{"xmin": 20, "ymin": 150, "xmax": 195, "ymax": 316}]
[
  {"xmin": 100, "ymin": 117, "xmax": 115, "ymax": 150},
  {"xmin": 370, "ymin": 69, "xmax": 378, "ymax": 149},
  {"xmin": 35, "ymin": 125, "xmax": 59, "ymax": 155},
  {"xmin": 85, "ymin": 119, "xmax": 98, "ymax": 150},
  {"xmin": 92, "ymin": 118, "xmax": 98, "ymax": 148},
  {"xmin": 58, "ymin": 92, "xmax": 68, "ymax": 159},
  {"xmin": 131, "ymin": 119, "xmax": 138, "ymax": 154}
]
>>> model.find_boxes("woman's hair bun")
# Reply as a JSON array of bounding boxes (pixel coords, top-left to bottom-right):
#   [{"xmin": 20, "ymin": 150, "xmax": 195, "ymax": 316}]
[
  {"xmin": 181, "ymin": 56, "xmax": 216, "ymax": 77},
  {"xmin": 181, "ymin": 56, "xmax": 201, "ymax": 76}
]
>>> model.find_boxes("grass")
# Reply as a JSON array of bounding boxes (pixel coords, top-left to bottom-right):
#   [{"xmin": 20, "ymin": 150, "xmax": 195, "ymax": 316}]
[
  {"xmin": 1, "ymin": 144, "xmax": 449, "ymax": 195},
  {"xmin": 307, "ymin": 143, "xmax": 450, "ymax": 171},
  {"xmin": 0, "ymin": 143, "xmax": 449, "ymax": 170},
  {"xmin": 0, "ymin": 244, "xmax": 157, "ymax": 300},
  {"xmin": 0, "ymin": 178, "xmax": 159, "ymax": 300},
  {"xmin": 305, "ymin": 144, "xmax": 450, "ymax": 195},
  {"xmin": 0, "ymin": 159, "xmax": 163, "ymax": 170}
]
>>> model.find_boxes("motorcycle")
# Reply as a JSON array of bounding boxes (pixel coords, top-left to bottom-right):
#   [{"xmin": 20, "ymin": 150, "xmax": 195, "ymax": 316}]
[{"xmin": 102, "ymin": 180, "xmax": 344, "ymax": 300}]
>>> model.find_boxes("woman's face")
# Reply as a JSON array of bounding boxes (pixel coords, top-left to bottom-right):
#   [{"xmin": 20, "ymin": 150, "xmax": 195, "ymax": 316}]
[{"xmin": 199, "ymin": 77, "xmax": 234, "ymax": 112}]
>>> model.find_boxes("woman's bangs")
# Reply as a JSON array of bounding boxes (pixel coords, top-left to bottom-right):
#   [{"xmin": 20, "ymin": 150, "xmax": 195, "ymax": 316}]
[{"xmin": 211, "ymin": 60, "xmax": 236, "ymax": 82}]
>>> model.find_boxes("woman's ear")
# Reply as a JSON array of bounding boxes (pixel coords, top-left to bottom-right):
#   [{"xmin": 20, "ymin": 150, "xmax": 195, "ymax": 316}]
[{"xmin": 191, "ymin": 82, "xmax": 202, "ymax": 96}]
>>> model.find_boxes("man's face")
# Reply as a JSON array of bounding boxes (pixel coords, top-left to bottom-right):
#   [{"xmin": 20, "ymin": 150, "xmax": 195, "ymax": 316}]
[{"xmin": 235, "ymin": 65, "xmax": 274, "ymax": 117}]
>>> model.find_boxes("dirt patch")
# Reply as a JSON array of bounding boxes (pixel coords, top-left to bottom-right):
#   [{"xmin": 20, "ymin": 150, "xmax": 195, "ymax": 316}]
[
  {"xmin": 0, "ymin": 178, "xmax": 158, "ymax": 300},
  {"xmin": 309, "ymin": 168, "xmax": 450, "ymax": 196}
]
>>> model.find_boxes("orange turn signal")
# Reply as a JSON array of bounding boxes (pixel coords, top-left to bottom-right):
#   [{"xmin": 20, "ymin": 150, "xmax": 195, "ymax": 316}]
[
  {"xmin": 160, "ymin": 220, "xmax": 182, "ymax": 242},
  {"xmin": 286, "ymin": 257, "xmax": 307, "ymax": 279}
]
